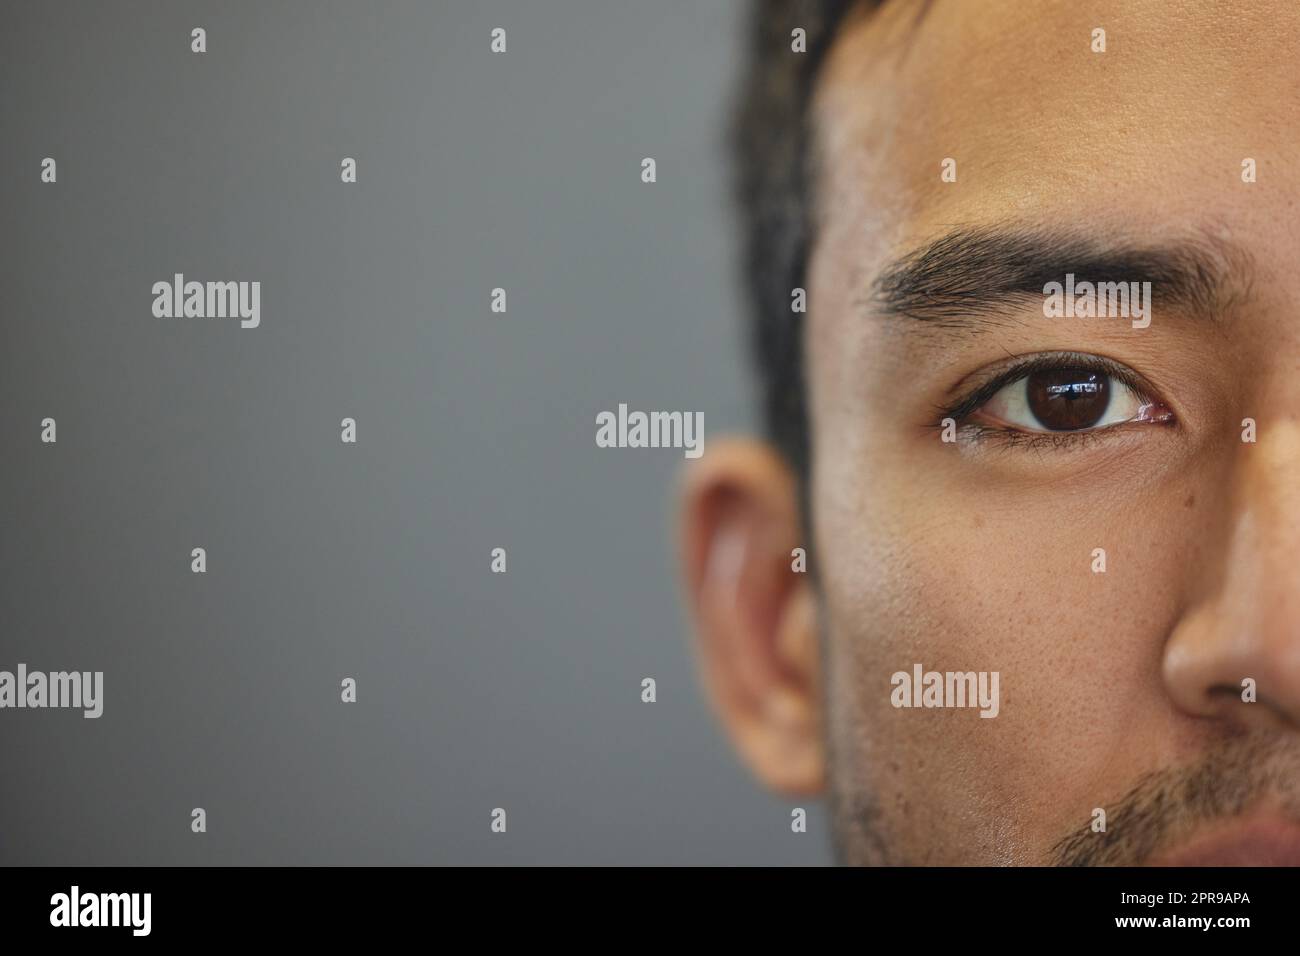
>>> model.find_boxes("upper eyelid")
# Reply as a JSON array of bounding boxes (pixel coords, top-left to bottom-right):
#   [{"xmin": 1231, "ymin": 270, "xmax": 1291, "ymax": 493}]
[{"xmin": 934, "ymin": 353, "xmax": 1155, "ymax": 424}]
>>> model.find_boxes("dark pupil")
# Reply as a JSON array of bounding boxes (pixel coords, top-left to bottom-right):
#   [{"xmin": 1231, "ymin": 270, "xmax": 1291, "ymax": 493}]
[{"xmin": 1026, "ymin": 369, "xmax": 1110, "ymax": 431}]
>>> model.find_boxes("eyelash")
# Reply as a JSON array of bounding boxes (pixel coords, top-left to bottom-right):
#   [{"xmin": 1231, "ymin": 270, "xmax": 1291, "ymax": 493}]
[{"xmin": 932, "ymin": 352, "xmax": 1170, "ymax": 450}]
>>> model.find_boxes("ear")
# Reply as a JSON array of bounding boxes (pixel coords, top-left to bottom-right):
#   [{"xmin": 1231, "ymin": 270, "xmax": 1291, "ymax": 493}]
[{"xmin": 677, "ymin": 438, "xmax": 824, "ymax": 795}]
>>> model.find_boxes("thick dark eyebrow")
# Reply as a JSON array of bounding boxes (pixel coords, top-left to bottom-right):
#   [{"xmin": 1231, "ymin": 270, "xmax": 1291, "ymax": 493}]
[{"xmin": 867, "ymin": 225, "xmax": 1256, "ymax": 329}]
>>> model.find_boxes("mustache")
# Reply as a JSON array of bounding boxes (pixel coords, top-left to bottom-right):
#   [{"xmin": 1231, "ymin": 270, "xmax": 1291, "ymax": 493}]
[{"xmin": 1051, "ymin": 733, "xmax": 1300, "ymax": 866}]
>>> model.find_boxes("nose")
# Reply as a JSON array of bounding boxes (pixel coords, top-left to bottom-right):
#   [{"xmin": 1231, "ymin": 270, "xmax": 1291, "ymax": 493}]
[{"xmin": 1163, "ymin": 421, "xmax": 1300, "ymax": 731}]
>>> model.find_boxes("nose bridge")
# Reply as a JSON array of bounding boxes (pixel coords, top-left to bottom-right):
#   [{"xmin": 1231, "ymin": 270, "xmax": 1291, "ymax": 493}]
[
  {"xmin": 1234, "ymin": 418, "xmax": 1300, "ymax": 629},
  {"xmin": 1164, "ymin": 417, "xmax": 1300, "ymax": 726}
]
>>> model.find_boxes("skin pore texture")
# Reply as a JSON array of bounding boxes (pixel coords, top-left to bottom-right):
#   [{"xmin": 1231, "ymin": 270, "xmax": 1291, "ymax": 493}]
[{"xmin": 680, "ymin": 0, "xmax": 1300, "ymax": 864}]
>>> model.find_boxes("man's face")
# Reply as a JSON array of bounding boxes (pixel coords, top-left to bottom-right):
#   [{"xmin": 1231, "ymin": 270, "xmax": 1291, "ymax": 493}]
[
  {"xmin": 809, "ymin": 0, "xmax": 1300, "ymax": 864},
  {"xmin": 682, "ymin": 0, "xmax": 1300, "ymax": 865}
]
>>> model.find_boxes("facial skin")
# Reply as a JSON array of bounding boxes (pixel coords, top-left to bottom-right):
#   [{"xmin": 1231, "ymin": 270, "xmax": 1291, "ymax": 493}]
[{"xmin": 680, "ymin": 0, "xmax": 1300, "ymax": 864}]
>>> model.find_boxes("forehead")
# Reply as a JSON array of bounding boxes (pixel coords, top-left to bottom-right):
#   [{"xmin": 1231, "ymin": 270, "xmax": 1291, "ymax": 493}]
[{"xmin": 810, "ymin": 0, "xmax": 1300, "ymax": 249}]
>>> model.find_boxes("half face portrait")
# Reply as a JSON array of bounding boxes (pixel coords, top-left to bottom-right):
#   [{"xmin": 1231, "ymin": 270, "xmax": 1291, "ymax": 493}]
[{"xmin": 680, "ymin": 0, "xmax": 1300, "ymax": 865}]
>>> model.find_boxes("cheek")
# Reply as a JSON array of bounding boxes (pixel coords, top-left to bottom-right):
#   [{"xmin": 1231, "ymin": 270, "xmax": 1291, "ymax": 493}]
[{"xmin": 811, "ymin": 433, "xmax": 1201, "ymax": 861}]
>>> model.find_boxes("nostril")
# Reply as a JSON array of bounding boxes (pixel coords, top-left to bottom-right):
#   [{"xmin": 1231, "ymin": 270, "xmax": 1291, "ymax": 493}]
[
  {"xmin": 1206, "ymin": 684, "xmax": 1250, "ymax": 707},
  {"xmin": 1203, "ymin": 682, "xmax": 1296, "ymax": 731},
  {"xmin": 1201, "ymin": 686, "xmax": 1263, "ymax": 712}
]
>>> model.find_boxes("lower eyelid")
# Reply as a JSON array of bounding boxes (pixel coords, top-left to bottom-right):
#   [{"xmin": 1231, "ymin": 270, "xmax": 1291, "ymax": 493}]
[{"xmin": 957, "ymin": 418, "xmax": 1166, "ymax": 451}]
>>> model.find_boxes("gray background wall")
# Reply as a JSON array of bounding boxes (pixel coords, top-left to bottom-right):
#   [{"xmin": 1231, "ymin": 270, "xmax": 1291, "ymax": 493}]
[{"xmin": 0, "ymin": 0, "xmax": 829, "ymax": 864}]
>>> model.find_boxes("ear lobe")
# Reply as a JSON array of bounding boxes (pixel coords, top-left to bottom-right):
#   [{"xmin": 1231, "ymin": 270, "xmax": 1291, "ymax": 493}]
[{"xmin": 677, "ymin": 439, "xmax": 825, "ymax": 795}]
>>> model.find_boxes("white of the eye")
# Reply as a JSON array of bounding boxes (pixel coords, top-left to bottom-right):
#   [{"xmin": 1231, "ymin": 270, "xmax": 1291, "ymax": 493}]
[{"xmin": 983, "ymin": 375, "xmax": 1142, "ymax": 432}]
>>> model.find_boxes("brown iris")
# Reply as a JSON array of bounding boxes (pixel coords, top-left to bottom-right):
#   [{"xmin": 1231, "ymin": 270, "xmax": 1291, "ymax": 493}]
[{"xmin": 1026, "ymin": 369, "xmax": 1111, "ymax": 430}]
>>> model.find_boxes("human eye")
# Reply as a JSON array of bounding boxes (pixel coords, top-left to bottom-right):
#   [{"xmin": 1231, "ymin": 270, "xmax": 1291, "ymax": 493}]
[{"xmin": 939, "ymin": 352, "xmax": 1174, "ymax": 447}]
